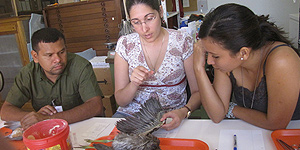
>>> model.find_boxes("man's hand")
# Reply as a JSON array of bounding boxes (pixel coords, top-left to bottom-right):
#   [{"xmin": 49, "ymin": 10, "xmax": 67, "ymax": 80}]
[
  {"xmin": 20, "ymin": 105, "xmax": 57, "ymax": 129},
  {"xmin": 37, "ymin": 105, "xmax": 57, "ymax": 115},
  {"xmin": 20, "ymin": 111, "xmax": 50, "ymax": 130}
]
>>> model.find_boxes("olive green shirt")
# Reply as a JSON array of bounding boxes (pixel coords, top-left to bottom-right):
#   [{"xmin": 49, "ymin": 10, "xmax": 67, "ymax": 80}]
[{"xmin": 6, "ymin": 53, "xmax": 103, "ymax": 111}]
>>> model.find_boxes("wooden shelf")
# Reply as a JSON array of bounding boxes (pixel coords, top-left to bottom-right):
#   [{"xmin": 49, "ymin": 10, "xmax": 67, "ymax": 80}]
[{"xmin": 168, "ymin": 11, "xmax": 179, "ymax": 18}]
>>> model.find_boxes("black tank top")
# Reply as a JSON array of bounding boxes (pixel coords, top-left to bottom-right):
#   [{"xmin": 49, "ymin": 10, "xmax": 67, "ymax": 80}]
[{"xmin": 229, "ymin": 44, "xmax": 300, "ymax": 120}]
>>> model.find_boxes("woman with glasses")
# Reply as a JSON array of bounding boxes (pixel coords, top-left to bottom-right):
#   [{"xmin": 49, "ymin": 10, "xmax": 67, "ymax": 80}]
[
  {"xmin": 194, "ymin": 3, "xmax": 300, "ymax": 130},
  {"xmin": 113, "ymin": 0, "xmax": 201, "ymax": 130}
]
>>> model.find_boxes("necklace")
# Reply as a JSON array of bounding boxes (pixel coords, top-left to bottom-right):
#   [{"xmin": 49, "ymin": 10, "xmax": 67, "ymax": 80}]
[
  {"xmin": 241, "ymin": 49, "xmax": 264, "ymax": 109},
  {"xmin": 141, "ymin": 33, "xmax": 165, "ymax": 72}
]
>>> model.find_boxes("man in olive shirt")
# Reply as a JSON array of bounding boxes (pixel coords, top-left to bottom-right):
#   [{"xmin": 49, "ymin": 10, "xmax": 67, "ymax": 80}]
[{"xmin": 0, "ymin": 28, "xmax": 104, "ymax": 129}]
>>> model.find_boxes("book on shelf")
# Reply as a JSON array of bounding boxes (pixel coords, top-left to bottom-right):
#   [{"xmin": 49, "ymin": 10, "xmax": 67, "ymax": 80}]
[{"xmin": 15, "ymin": 0, "xmax": 45, "ymax": 12}]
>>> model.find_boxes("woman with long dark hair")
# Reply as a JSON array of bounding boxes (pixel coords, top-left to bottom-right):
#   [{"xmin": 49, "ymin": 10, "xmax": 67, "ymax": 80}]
[{"xmin": 194, "ymin": 3, "xmax": 300, "ymax": 130}]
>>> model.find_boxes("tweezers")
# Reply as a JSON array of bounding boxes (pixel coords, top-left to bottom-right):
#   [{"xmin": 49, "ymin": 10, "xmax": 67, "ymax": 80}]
[{"xmin": 276, "ymin": 139, "xmax": 295, "ymax": 150}]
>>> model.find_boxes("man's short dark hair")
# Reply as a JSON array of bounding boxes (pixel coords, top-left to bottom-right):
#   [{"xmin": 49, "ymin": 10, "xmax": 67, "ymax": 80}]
[{"xmin": 31, "ymin": 28, "xmax": 65, "ymax": 52}]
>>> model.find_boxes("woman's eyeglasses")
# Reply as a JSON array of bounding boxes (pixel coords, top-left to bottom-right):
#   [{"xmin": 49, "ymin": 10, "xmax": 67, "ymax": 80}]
[{"xmin": 130, "ymin": 13, "xmax": 157, "ymax": 27}]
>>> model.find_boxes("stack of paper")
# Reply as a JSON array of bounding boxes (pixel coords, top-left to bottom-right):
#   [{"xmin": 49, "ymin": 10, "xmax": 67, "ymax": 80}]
[{"xmin": 89, "ymin": 56, "xmax": 110, "ymax": 68}]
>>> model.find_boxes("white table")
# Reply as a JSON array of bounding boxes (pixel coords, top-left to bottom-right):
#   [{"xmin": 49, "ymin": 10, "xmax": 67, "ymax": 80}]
[{"xmin": 69, "ymin": 117, "xmax": 300, "ymax": 150}]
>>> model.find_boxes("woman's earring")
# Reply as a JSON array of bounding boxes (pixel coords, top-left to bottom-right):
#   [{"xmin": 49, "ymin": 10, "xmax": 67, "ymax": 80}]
[
  {"xmin": 161, "ymin": 19, "xmax": 167, "ymax": 28},
  {"xmin": 241, "ymin": 57, "xmax": 244, "ymax": 60}
]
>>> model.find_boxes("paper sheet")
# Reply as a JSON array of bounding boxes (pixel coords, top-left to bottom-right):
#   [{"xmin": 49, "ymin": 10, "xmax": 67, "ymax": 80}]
[
  {"xmin": 152, "ymin": 118, "xmax": 181, "ymax": 138},
  {"xmin": 75, "ymin": 48, "xmax": 96, "ymax": 60},
  {"xmin": 152, "ymin": 127, "xmax": 179, "ymax": 138},
  {"xmin": 218, "ymin": 130, "xmax": 265, "ymax": 150},
  {"xmin": 182, "ymin": 0, "xmax": 190, "ymax": 7},
  {"xmin": 71, "ymin": 122, "xmax": 110, "ymax": 147},
  {"xmin": 89, "ymin": 56, "xmax": 110, "ymax": 68}
]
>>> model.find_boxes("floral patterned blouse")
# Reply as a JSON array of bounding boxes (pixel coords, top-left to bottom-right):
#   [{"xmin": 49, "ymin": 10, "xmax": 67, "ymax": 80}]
[{"xmin": 115, "ymin": 28, "xmax": 194, "ymax": 115}]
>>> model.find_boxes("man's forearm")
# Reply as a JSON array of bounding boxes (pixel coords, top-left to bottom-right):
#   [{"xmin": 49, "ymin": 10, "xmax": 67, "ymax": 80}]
[
  {"xmin": 1, "ymin": 96, "xmax": 103, "ymax": 125},
  {"xmin": 0, "ymin": 101, "xmax": 31, "ymax": 121},
  {"xmin": 50, "ymin": 96, "xmax": 103, "ymax": 124}
]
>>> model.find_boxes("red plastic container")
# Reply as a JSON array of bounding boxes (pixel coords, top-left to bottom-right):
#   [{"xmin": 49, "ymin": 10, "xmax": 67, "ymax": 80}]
[
  {"xmin": 23, "ymin": 119, "xmax": 72, "ymax": 150},
  {"xmin": 271, "ymin": 129, "xmax": 300, "ymax": 150}
]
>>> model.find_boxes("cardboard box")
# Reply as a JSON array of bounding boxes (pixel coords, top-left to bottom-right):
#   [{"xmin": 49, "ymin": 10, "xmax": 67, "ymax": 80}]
[
  {"xmin": 93, "ymin": 67, "xmax": 114, "ymax": 96},
  {"xmin": 102, "ymin": 95, "xmax": 117, "ymax": 117}
]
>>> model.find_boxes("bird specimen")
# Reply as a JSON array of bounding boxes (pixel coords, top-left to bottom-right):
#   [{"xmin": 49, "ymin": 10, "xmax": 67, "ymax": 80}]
[
  {"xmin": 4, "ymin": 121, "xmax": 23, "ymax": 140},
  {"xmin": 93, "ymin": 98, "xmax": 166, "ymax": 150}
]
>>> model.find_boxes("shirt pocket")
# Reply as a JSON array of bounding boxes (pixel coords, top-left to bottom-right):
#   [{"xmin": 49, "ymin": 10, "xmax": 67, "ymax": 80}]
[
  {"xmin": 61, "ymin": 92, "xmax": 83, "ymax": 111},
  {"xmin": 32, "ymin": 97, "xmax": 52, "ymax": 112}
]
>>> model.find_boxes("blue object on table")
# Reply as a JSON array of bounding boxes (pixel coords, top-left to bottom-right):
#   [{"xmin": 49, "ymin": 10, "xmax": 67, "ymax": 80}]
[
  {"xmin": 233, "ymin": 134, "xmax": 237, "ymax": 150},
  {"xmin": 180, "ymin": 20, "xmax": 188, "ymax": 28}
]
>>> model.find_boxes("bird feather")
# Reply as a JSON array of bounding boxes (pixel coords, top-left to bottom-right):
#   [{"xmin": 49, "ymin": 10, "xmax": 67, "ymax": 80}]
[
  {"xmin": 93, "ymin": 98, "xmax": 165, "ymax": 150},
  {"xmin": 116, "ymin": 98, "xmax": 166, "ymax": 135}
]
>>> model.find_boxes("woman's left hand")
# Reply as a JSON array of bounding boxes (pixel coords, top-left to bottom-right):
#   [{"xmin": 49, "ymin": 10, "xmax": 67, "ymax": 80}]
[{"xmin": 160, "ymin": 108, "xmax": 187, "ymax": 131}]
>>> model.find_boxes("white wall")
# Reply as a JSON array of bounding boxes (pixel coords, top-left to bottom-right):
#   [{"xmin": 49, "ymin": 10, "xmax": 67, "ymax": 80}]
[{"xmin": 186, "ymin": 0, "xmax": 299, "ymax": 36}]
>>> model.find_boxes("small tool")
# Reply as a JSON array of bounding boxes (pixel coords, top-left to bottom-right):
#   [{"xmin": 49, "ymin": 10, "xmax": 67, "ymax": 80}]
[{"xmin": 277, "ymin": 139, "xmax": 296, "ymax": 150}]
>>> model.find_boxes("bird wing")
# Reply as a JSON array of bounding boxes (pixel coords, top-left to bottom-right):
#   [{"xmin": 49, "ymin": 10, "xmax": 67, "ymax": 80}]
[
  {"xmin": 112, "ymin": 132, "xmax": 161, "ymax": 150},
  {"xmin": 116, "ymin": 98, "xmax": 165, "ymax": 135}
]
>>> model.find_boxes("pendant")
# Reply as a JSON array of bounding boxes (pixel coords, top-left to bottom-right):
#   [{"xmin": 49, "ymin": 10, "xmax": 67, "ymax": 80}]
[{"xmin": 151, "ymin": 69, "xmax": 156, "ymax": 73}]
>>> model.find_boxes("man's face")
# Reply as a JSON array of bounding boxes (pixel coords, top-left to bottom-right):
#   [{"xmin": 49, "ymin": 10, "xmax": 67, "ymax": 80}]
[{"xmin": 31, "ymin": 38, "xmax": 67, "ymax": 80}]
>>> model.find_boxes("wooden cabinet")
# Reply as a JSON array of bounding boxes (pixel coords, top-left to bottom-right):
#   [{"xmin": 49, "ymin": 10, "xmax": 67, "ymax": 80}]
[
  {"xmin": 0, "ymin": 16, "xmax": 30, "ymax": 104},
  {"xmin": 0, "ymin": 16, "xmax": 30, "ymax": 66},
  {"xmin": 43, "ymin": 0, "xmax": 122, "ymax": 56}
]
